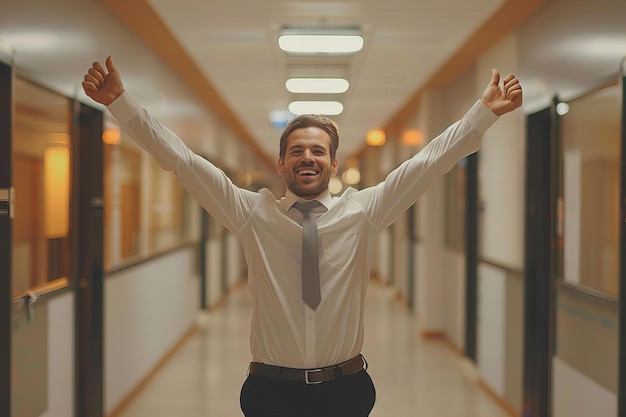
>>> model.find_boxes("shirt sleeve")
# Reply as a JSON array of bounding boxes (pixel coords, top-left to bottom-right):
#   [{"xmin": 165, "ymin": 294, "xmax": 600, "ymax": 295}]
[
  {"xmin": 350, "ymin": 100, "xmax": 498, "ymax": 231},
  {"xmin": 107, "ymin": 91, "xmax": 257, "ymax": 233}
]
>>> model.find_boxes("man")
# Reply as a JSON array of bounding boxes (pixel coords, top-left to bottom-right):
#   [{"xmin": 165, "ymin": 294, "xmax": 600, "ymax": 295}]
[{"xmin": 82, "ymin": 56, "xmax": 521, "ymax": 416}]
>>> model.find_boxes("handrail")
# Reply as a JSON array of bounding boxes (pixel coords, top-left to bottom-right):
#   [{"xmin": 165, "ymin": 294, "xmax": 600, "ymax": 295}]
[
  {"xmin": 557, "ymin": 280, "xmax": 618, "ymax": 306},
  {"xmin": 477, "ymin": 257, "xmax": 524, "ymax": 278},
  {"xmin": 11, "ymin": 277, "xmax": 69, "ymax": 303},
  {"xmin": 104, "ymin": 240, "xmax": 199, "ymax": 276}
]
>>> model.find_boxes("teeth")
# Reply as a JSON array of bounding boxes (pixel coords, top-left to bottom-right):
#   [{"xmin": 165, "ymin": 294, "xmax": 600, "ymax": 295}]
[{"xmin": 297, "ymin": 169, "xmax": 318, "ymax": 175}]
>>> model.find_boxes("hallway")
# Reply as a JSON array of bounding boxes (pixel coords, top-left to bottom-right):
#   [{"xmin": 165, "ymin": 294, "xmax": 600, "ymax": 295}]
[{"xmin": 117, "ymin": 281, "xmax": 510, "ymax": 417}]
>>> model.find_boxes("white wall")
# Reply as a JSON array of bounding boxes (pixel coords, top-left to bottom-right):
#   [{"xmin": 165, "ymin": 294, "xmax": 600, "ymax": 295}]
[
  {"xmin": 206, "ymin": 238, "xmax": 225, "ymax": 308},
  {"xmin": 375, "ymin": 229, "xmax": 393, "ymax": 284},
  {"xmin": 392, "ymin": 214, "xmax": 409, "ymax": 299},
  {"xmin": 227, "ymin": 233, "xmax": 244, "ymax": 287},
  {"xmin": 413, "ymin": 75, "xmax": 475, "ymax": 337},
  {"xmin": 477, "ymin": 263, "xmax": 507, "ymax": 396},
  {"xmin": 40, "ymin": 292, "xmax": 75, "ymax": 417},
  {"xmin": 104, "ymin": 247, "xmax": 199, "ymax": 413},
  {"xmin": 553, "ymin": 356, "xmax": 617, "ymax": 417},
  {"xmin": 415, "ymin": 176, "xmax": 445, "ymax": 332},
  {"xmin": 441, "ymin": 250, "xmax": 465, "ymax": 349}
]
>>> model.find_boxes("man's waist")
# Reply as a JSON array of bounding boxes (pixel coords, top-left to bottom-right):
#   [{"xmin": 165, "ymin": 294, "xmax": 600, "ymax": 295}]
[{"xmin": 247, "ymin": 354, "xmax": 367, "ymax": 384}]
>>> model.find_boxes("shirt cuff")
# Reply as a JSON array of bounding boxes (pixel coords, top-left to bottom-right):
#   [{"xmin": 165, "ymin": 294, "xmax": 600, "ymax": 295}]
[
  {"xmin": 465, "ymin": 100, "xmax": 499, "ymax": 134},
  {"xmin": 107, "ymin": 91, "xmax": 143, "ymax": 125}
]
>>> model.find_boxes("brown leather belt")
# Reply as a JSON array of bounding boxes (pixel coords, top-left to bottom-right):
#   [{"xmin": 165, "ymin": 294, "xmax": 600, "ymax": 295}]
[{"xmin": 247, "ymin": 354, "xmax": 367, "ymax": 384}]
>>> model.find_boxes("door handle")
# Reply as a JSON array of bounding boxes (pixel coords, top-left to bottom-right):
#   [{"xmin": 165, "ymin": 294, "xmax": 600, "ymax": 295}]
[
  {"xmin": 0, "ymin": 186, "xmax": 14, "ymax": 219},
  {"xmin": 25, "ymin": 292, "xmax": 38, "ymax": 322},
  {"xmin": 12, "ymin": 291, "xmax": 38, "ymax": 323},
  {"xmin": 11, "ymin": 277, "xmax": 69, "ymax": 323}
]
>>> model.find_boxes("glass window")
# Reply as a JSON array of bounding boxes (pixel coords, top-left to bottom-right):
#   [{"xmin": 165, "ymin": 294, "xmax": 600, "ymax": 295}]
[
  {"xmin": 12, "ymin": 78, "xmax": 72, "ymax": 295},
  {"xmin": 103, "ymin": 127, "xmax": 200, "ymax": 271},
  {"xmin": 444, "ymin": 160, "xmax": 467, "ymax": 251},
  {"xmin": 147, "ymin": 156, "xmax": 184, "ymax": 253},
  {"xmin": 104, "ymin": 143, "xmax": 142, "ymax": 268},
  {"xmin": 557, "ymin": 83, "xmax": 620, "ymax": 297}
]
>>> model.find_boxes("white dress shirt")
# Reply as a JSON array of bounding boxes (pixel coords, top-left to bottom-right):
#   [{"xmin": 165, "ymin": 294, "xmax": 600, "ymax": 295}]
[{"xmin": 108, "ymin": 92, "xmax": 498, "ymax": 369}]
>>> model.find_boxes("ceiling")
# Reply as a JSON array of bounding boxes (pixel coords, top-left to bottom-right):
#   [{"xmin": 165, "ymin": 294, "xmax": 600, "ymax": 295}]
[
  {"xmin": 2, "ymin": 0, "xmax": 625, "ymax": 171},
  {"xmin": 143, "ymin": 0, "xmax": 507, "ymax": 163},
  {"xmin": 95, "ymin": 0, "xmax": 532, "ymax": 167}
]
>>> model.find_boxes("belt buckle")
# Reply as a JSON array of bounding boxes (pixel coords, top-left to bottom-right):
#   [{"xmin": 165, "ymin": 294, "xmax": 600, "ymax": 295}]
[{"xmin": 304, "ymin": 368, "xmax": 324, "ymax": 384}]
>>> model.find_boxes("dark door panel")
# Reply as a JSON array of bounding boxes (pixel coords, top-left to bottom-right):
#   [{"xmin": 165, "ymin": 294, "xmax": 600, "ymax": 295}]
[
  {"xmin": 0, "ymin": 57, "xmax": 13, "ymax": 417},
  {"xmin": 523, "ymin": 105, "xmax": 555, "ymax": 417},
  {"xmin": 74, "ymin": 102, "xmax": 104, "ymax": 417}
]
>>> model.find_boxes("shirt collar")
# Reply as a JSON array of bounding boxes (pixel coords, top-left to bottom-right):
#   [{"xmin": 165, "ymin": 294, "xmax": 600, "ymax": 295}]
[{"xmin": 282, "ymin": 189, "xmax": 333, "ymax": 211}]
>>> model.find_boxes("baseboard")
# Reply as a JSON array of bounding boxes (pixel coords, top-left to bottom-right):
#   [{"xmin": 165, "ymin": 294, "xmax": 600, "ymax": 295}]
[
  {"xmin": 421, "ymin": 329, "xmax": 446, "ymax": 340},
  {"xmin": 477, "ymin": 378, "xmax": 519, "ymax": 417}
]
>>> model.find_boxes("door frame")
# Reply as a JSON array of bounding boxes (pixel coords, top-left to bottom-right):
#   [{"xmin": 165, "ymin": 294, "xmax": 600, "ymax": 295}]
[
  {"xmin": 407, "ymin": 203, "xmax": 417, "ymax": 310},
  {"xmin": 73, "ymin": 101, "xmax": 104, "ymax": 417},
  {"xmin": 522, "ymin": 102, "xmax": 557, "ymax": 417},
  {"xmin": 0, "ymin": 54, "xmax": 13, "ymax": 417},
  {"xmin": 618, "ymin": 57, "xmax": 626, "ymax": 417},
  {"xmin": 465, "ymin": 152, "xmax": 479, "ymax": 361}
]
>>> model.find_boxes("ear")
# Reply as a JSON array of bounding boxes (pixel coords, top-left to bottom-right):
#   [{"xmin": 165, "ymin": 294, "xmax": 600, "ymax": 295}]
[
  {"xmin": 331, "ymin": 159, "xmax": 338, "ymax": 176},
  {"xmin": 277, "ymin": 157, "xmax": 285, "ymax": 175}
]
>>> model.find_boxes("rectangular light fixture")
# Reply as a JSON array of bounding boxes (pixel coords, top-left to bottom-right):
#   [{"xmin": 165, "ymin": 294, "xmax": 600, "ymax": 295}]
[
  {"xmin": 278, "ymin": 25, "xmax": 363, "ymax": 55},
  {"xmin": 288, "ymin": 101, "xmax": 343, "ymax": 116},
  {"xmin": 279, "ymin": 35, "xmax": 363, "ymax": 54},
  {"xmin": 286, "ymin": 78, "xmax": 349, "ymax": 94}
]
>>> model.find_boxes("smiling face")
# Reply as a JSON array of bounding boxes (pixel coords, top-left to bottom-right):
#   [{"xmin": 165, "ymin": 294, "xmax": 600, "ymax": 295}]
[{"xmin": 277, "ymin": 126, "xmax": 338, "ymax": 199}]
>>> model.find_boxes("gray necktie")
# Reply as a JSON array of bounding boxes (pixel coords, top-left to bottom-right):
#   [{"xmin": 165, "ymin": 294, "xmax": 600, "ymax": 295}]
[{"xmin": 293, "ymin": 200, "xmax": 327, "ymax": 309}]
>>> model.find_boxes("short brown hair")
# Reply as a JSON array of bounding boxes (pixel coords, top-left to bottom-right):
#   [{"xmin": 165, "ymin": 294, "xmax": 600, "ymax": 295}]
[{"xmin": 279, "ymin": 114, "xmax": 339, "ymax": 160}]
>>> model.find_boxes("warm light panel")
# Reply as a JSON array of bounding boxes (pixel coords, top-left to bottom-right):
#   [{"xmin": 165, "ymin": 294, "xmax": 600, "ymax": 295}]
[
  {"xmin": 103, "ymin": 127, "xmax": 121, "ymax": 145},
  {"xmin": 366, "ymin": 129, "xmax": 386, "ymax": 146},
  {"xmin": 402, "ymin": 129, "xmax": 424, "ymax": 146},
  {"xmin": 44, "ymin": 146, "xmax": 70, "ymax": 238}
]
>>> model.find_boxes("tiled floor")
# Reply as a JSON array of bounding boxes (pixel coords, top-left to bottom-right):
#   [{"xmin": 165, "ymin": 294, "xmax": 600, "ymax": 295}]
[{"xmin": 118, "ymin": 282, "xmax": 510, "ymax": 417}]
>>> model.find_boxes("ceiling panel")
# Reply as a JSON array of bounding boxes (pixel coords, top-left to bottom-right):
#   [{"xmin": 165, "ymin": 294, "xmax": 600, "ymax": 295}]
[{"xmin": 148, "ymin": 0, "xmax": 508, "ymax": 160}]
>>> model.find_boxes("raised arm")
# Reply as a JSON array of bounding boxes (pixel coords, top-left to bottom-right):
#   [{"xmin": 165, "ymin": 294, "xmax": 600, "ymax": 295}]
[
  {"xmin": 82, "ymin": 55, "xmax": 125, "ymax": 106},
  {"xmin": 81, "ymin": 56, "xmax": 257, "ymax": 233},
  {"xmin": 353, "ymin": 69, "xmax": 522, "ymax": 230}
]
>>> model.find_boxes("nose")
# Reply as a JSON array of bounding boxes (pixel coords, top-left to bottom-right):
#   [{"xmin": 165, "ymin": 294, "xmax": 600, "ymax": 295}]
[{"xmin": 302, "ymin": 149, "xmax": 314, "ymax": 161}]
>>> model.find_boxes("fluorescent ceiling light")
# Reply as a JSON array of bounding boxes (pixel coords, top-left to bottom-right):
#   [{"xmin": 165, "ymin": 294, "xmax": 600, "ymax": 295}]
[
  {"xmin": 279, "ymin": 35, "xmax": 363, "ymax": 54},
  {"xmin": 288, "ymin": 101, "xmax": 344, "ymax": 116},
  {"xmin": 286, "ymin": 78, "xmax": 349, "ymax": 94}
]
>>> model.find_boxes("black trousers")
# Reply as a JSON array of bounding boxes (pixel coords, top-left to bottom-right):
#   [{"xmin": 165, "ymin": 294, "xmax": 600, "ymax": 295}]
[{"xmin": 240, "ymin": 369, "xmax": 376, "ymax": 417}]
